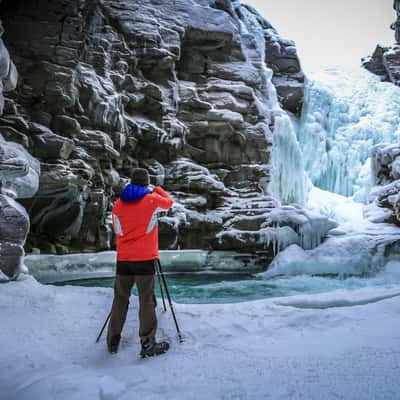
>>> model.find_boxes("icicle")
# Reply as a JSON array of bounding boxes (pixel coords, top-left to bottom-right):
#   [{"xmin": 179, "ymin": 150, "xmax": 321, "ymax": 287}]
[{"xmin": 170, "ymin": 69, "xmax": 180, "ymax": 115}]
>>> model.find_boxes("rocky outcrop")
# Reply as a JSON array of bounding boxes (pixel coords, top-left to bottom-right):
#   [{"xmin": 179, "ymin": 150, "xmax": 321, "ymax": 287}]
[
  {"xmin": 0, "ymin": 0, "xmax": 307, "ymax": 257},
  {"xmin": 362, "ymin": 7, "xmax": 400, "ymax": 225},
  {"xmin": 0, "ymin": 16, "xmax": 40, "ymax": 280},
  {"xmin": 368, "ymin": 144, "xmax": 400, "ymax": 225},
  {"xmin": 0, "ymin": 136, "xmax": 40, "ymax": 280},
  {"xmin": 261, "ymin": 17, "xmax": 304, "ymax": 115},
  {"xmin": 362, "ymin": 44, "xmax": 400, "ymax": 85},
  {"xmin": 362, "ymin": 2, "xmax": 400, "ymax": 85}
]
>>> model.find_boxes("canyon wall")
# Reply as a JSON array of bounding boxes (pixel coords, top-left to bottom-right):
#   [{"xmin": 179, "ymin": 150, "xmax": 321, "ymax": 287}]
[
  {"xmin": 0, "ymin": 0, "xmax": 311, "ymax": 261},
  {"xmin": 0, "ymin": 12, "xmax": 40, "ymax": 280}
]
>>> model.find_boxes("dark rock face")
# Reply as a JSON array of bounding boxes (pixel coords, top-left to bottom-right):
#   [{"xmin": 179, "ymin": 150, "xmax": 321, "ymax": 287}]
[
  {"xmin": 261, "ymin": 17, "xmax": 304, "ymax": 115},
  {"xmin": 362, "ymin": 44, "xmax": 400, "ymax": 86},
  {"xmin": 363, "ymin": 3, "xmax": 400, "ymax": 84},
  {"xmin": 0, "ymin": 0, "xmax": 306, "ymax": 256},
  {"xmin": 0, "ymin": 15, "xmax": 40, "ymax": 279},
  {"xmin": 370, "ymin": 144, "xmax": 400, "ymax": 225},
  {"xmin": 362, "ymin": 45, "xmax": 391, "ymax": 81}
]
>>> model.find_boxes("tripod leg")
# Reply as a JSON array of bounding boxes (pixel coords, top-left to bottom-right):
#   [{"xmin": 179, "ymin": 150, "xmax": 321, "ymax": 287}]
[
  {"xmin": 156, "ymin": 262, "xmax": 167, "ymax": 312},
  {"xmin": 157, "ymin": 260, "xmax": 183, "ymax": 343},
  {"xmin": 96, "ymin": 311, "xmax": 111, "ymax": 343}
]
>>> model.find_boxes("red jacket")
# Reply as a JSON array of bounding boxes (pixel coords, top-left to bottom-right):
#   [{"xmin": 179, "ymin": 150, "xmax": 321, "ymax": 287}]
[{"xmin": 112, "ymin": 186, "xmax": 173, "ymax": 261}]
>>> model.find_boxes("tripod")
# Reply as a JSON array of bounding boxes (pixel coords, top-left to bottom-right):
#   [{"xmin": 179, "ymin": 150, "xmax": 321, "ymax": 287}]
[{"xmin": 96, "ymin": 259, "xmax": 183, "ymax": 343}]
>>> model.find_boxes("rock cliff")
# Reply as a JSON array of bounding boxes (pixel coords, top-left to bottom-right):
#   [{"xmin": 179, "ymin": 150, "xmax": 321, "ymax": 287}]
[
  {"xmin": 363, "ymin": 1, "xmax": 400, "ymax": 85},
  {"xmin": 367, "ymin": 143, "xmax": 400, "ymax": 226},
  {"xmin": 362, "ymin": 6, "xmax": 400, "ymax": 226},
  {"xmin": 0, "ymin": 14, "xmax": 40, "ymax": 280},
  {"xmin": 362, "ymin": 44, "xmax": 400, "ymax": 85},
  {"xmin": 0, "ymin": 0, "xmax": 314, "ymax": 261}
]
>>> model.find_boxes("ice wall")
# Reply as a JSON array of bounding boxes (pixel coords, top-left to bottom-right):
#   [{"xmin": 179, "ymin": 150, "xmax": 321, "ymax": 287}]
[
  {"xmin": 269, "ymin": 114, "xmax": 307, "ymax": 205},
  {"xmin": 299, "ymin": 67, "xmax": 400, "ymax": 200},
  {"xmin": 239, "ymin": 6, "xmax": 306, "ymax": 206}
]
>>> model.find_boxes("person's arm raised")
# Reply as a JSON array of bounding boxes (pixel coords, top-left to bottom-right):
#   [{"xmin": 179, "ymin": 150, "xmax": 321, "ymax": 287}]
[{"xmin": 151, "ymin": 186, "xmax": 173, "ymax": 210}]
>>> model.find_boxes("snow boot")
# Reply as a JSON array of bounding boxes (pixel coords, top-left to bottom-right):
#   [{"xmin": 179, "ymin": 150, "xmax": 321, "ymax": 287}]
[
  {"xmin": 140, "ymin": 338, "xmax": 169, "ymax": 358},
  {"xmin": 107, "ymin": 334, "xmax": 121, "ymax": 354}
]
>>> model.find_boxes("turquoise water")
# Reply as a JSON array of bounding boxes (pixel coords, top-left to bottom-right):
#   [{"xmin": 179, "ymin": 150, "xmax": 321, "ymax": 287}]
[{"xmin": 52, "ymin": 270, "xmax": 400, "ymax": 304}]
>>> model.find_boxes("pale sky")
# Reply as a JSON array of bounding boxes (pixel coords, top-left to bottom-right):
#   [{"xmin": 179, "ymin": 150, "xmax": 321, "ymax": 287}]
[{"xmin": 244, "ymin": 0, "xmax": 394, "ymax": 72}]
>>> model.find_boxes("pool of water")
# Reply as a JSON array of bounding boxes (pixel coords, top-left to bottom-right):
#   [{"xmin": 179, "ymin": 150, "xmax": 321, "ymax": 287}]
[{"xmin": 52, "ymin": 268, "xmax": 400, "ymax": 304}]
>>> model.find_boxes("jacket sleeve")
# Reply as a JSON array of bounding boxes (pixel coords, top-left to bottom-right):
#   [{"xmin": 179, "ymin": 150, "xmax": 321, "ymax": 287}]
[{"xmin": 151, "ymin": 186, "xmax": 173, "ymax": 210}]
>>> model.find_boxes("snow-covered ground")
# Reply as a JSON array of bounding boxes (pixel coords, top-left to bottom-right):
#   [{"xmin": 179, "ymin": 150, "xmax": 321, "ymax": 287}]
[{"xmin": 1, "ymin": 275, "xmax": 400, "ymax": 400}]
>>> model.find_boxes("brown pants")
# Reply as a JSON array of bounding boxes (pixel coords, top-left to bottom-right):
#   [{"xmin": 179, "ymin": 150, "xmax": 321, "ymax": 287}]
[{"xmin": 107, "ymin": 274, "xmax": 157, "ymax": 345}]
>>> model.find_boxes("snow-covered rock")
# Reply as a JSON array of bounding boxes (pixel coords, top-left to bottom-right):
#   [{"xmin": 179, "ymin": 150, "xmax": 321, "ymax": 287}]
[
  {"xmin": 366, "ymin": 143, "xmax": 400, "ymax": 225},
  {"xmin": 363, "ymin": 44, "xmax": 400, "ymax": 86},
  {"xmin": 0, "ymin": 25, "xmax": 40, "ymax": 280},
  {"xmin": 265, "ymin": 206, "xmax": 337, "ymax": 250},
  {"xmin": 0, "ymin": 0, "xmax": 304, "ymax": 256},
  {"xmin": 0, "ymin": 134, "xmax": 40, "ymax": 199},
  {"xmin": 264, "ymin": 225, "xmax": 400, "ymax": 278}
]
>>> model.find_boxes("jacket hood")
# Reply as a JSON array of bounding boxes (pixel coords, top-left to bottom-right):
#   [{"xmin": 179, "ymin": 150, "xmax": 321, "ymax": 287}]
[{"xmin": 120, "ymin": 184, "xmax": 151, "ymax": 202}]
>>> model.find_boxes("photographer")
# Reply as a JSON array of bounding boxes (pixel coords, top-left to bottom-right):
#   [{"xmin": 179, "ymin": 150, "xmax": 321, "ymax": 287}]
[{"xmin": 107, "ymin": 168, "xmax": 173, "ymax": 358}]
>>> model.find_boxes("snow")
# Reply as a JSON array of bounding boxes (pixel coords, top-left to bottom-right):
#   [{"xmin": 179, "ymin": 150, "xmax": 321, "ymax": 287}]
[
  {"xmin": 275, "ymin": 283, "xmax": 400, "ymax": 309},
  {"xmin": 1, "ymin": 275, "xmax": 400, "ymax": 400},
  {"xmin": 0, "ymin": 269, "xmax": 9, "ymax": 282},
  {"xmin": 263, "ymin": 225, "xmax": 400, "ymax": 278},
  {"xmin": 306, "ymin": 184, "xmax": 366, "ymax": 229},
  {"xmin": 363, "ymin": 202, "xmax": 394, "ymax": 224}
]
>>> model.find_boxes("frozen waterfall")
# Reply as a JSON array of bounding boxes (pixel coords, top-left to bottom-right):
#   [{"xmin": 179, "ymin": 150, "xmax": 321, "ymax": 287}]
[
  {"xmin": 262, "ymin": 65, "xmax": 400, "ymax": 224},
  {"xmin": 299, "ymin": 67, "xmax": 400, "ymax": 200},
  {"xmin": 262, "ymin": 66, "xmax": 400, "ymax": 278},
  {"xmin": 239, "ymin": 6, "xmax": 306, "ymax": 206},
  {"xmin": 269, "ymin": 113, "xmax": 307, "ymax": 205}
]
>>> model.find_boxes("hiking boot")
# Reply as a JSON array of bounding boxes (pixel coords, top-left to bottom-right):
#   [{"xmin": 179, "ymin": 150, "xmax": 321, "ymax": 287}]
[
  {"xmin": 107, "ymin": 334, "xmax": 121, "ymax": 354},
  {"xmin": 140, "ymin": 338, "xmax": 169, "ymax": 358}
]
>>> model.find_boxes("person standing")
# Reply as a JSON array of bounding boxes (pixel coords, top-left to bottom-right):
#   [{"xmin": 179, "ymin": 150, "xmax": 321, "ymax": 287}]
[{"xmin": 107, "ymin": 168, "xmax": 173, "ymax": 358}]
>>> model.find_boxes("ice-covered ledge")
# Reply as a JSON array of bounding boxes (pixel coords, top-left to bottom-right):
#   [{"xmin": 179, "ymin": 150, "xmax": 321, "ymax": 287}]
[{"xmin": 25, "ymin": 250, "xmax": 267, "ymax": 283}]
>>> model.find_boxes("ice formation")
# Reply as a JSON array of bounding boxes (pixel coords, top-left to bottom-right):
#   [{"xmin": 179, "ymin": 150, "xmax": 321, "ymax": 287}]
[
  {"xmin": 269, "ymin": 114, "xmax": 307, "ymax": 205},
  {"xmin": 25, "ymin": 250, "xmax": 267, "ymax": 283},
  {"xmin": 266, "ymin": 206, "xmax": 337, "ymax": 250},
  {"xmin": 298, "ymin": 67, "xmax": 400, "ymax": 199},
  {"xmin": 263, "ymin": 223, "xmax": 400, "ymax": 278},
  {"xmin": 239, "ymin": 6, "xmax": 306, "ymax": 206},
  {"xmin": 261, "ymin": 66, "xmax": 400, "ymax": 274}
]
